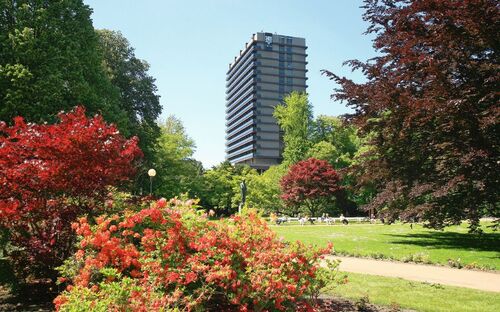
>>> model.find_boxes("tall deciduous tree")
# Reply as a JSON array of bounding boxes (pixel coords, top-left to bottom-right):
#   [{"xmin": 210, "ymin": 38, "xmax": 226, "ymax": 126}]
[
  {"xmin": 154, "ymin": 116, "xmax": 200, "ymax": 199},
  {"xmin": 247, "ymin": 165, "xmax": 288, "ymax": 214},
  {"xmin": 309, "ymin": 116, "xmax": 369, "ymax": 214},
  {"xmin": 97, "ymin": 29, "xmax": 162, "ymax": 169},
  {"xmin": 280, "ymin": 158, "xmax": 342, "ymax": 217},
  {"xmin": 274, "ymin": 92, "xmax": 313, "ymax": 165},
  {"xmin": 323, "ymin": 0, "xmax": 499, "ymax": 231},
  {"xmin": 310, "ymin": 116, "xmax": 362, "ymax": 169},
  {"xmin": 0, "ymin": 0, "xmax": 128, "ymax": 130},
  {"xmin": 0, "ymin": 107, "xmax": 142, "ymax": 278}
]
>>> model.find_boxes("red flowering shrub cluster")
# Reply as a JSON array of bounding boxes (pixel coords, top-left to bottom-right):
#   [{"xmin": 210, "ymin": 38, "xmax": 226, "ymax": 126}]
[
  {"xmin": 0, "ymin": 107, "xmax": 142, "ymax": 278},
  {"xmin": 54, "ymin": 199, "xmax": 333, "ymax": 311}
]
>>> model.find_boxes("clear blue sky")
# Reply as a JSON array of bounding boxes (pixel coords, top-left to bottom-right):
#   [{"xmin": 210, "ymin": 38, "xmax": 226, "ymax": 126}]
[{"xmin": 84, "ymin": 0, "xmax": 376, "ymax": 168}]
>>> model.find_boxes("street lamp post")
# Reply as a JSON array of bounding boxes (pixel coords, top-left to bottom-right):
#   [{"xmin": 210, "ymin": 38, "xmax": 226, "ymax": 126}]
[{"xmin": 148, "ymin": 168, "xmax": 156, "ymax": 195}]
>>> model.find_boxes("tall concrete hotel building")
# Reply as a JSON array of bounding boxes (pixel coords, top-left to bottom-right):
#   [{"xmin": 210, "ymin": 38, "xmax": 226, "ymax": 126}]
[{"xmin": 225, "ymin": 32, "xmax": 307, "ymax": 170}]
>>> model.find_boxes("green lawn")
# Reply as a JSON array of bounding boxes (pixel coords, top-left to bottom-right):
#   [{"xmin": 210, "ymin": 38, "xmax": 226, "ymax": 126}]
[
  {"xmin": 272, "ymin": 222, "xmax": 500, "ymax": 270},
  {"xmin": 330, "ymin": 272, "xmax": 500, "ymax": 312}
]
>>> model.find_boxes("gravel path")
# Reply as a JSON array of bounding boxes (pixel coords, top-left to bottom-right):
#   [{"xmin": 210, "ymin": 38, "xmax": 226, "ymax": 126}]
[{"xmin": 329, "ymin": 256, "xmax": 500, "ymax": 292}]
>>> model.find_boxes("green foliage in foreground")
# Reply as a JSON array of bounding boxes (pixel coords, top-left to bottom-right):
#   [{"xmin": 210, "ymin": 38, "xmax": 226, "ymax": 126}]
[
  {"xmin": 331, "ymin": 272, "xmax": 500, "ymax": 312},
  {"xmin": 273, "ymin": 222, "xmax": 500, "ymax": 270}
]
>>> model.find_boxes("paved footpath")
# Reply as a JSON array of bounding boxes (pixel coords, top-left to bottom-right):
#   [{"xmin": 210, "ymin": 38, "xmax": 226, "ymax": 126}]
[{"xmin": 327, "ymin": 256, "xmax": 500, "ymax": 293}]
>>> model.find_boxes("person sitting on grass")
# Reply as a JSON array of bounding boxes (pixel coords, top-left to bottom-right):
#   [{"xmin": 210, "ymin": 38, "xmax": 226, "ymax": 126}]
[
  {"xmin": 276, "ymin": 215, "xmax": 287, "ymax": 225},
  {"xmin": 340, "ymin": 213, "xmax": 349, "ymax": 225},
  {"xmin": 326, "ymin": 216, "xmax": 333, "ymax": 225}
]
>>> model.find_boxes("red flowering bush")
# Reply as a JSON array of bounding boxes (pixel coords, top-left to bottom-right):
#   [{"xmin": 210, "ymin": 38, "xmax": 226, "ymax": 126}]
[
  {"xmin": 54, "ymin": 199, "xmax": 333, "ymax": 311},
  {"xmin": 0, "ymin": 107, "xmax": 142, "ymax": 278},
  {"xmin": 281, "ymin": 158, "xmax": 342, "ymax": 216}
]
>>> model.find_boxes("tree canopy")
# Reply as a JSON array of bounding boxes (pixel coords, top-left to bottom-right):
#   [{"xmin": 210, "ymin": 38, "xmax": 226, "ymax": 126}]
[
  {"xmin": 154, "ymin": 115, "xmax": 202, "ymax": 199},
  {"xmin": 323, "ymin": 0, "xmax": 499, "ymax": 231},
  {"xmin": 274, "ymin": 92, "xmax": 313, "ymax": 165},
  {"xmin": 280, "ymin": 158, "xmax": 342, "ymax": 217},
  {"xmin": 0, "ymin": 0, "xmax": 127, "ymax": 130},
  {"xmin": 246, "ymin": 164, "xmax": 288, "ymax": 215},
  {"xmin": 309, "ymin": 115, "xmax": 362, "ymax": 169},
  {"xmin": 97, "ymin": 29, "xmax": 162, "ymax": 168},
  {"xmin": 0, "ymin": 107, "xmax": 142, "ymax": 278},
  {"xmin": 202, "ymin": 162, "xmax": 257, "ymax": 215},
  {"xmin": 0, "ymin": 3, "xmax": 163, "ymax": 182}
]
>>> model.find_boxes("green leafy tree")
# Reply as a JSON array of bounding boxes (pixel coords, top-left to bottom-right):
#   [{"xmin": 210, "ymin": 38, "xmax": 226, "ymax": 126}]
[
  {"xmin": 179, "ymin": 158, "xmax": 205, "ymax": 200},
  {"xmin": 202, "ymin": 162, "xmax": 234, "ymax": 213},
  {"xmin": 310, "ymin": 115, "xmax": 362, "ymax": 169},
  {"xmin": 274, "ymin": 92, "xmax": 313, "ymax": 165},
  {"xmin": 308, "ymin": 116, "xmax": 368, "ymax": 214},
  {"xmin": 0, "ymin": 0, "xmax": 128, "ymax": 130},
  {"xmin": 202, "ymin": 162, "xmax": 257, "ymax": 215},
  {"xmin": 273, "ymin": 97, "xmax": 368, "ymax": 215},
  {"xmin": 246, "ymin": 165, "xmax": 287, "ymax": 214},
  {"xmin": 97, "ymin": 29, "xmax": 162, "ymax": 172},
  {"xmin": 306, "ymin": 141, "xmax": 337, "ymax": 164},
  {"xmin": 229, "ymin": 166, "xmax": 259, "ymax": 208},
  {"xmin": 154, "ymin": 116, "xmax": 199, "ymax": 199}
]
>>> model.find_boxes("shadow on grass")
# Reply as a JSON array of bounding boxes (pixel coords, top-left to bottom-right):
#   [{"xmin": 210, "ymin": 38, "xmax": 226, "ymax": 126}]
[
  {"xmin": 0, "ymin": 280, "xmax": 56, "ymax": 312},
  {"xmin": 385, "ymin": 231, "xmax": 500, "ymax": 254}
]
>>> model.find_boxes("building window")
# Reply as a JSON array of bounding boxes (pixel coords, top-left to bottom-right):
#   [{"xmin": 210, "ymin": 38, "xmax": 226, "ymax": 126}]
[
  {"xmin": 279, "ymin": 53, "xmax": 284, "ymax": 61},
  {"xmin": 286, "ymin": 77, "xmax": 292, "ymax": 85},
  {"xmin": 287, "ymin": 46, "xmax": 292, "ymax": 53},
  {"xmin": 279, "ymin": 45, "xmax": 285, "ymax": 52},
  {"xmin": 286, "ymin": 54, "xmax": 292, "ymax": 62},
  {"xmin": 286, "ymin": 37, "xmax": 292, "ymax": 44},
  {"xmin": 279, "ymin": 69, "xmax": 285, "ymax": 77},
  {"xmin": 280, "ymin": 37, "xmax": 285, "ymax": 44},
  {"xmin": 287, "ymin": 62, "xmax": 292, "ymax": 69},
  {"xmin": 279, "ymin": 77, "xmax": 285, "ymax": 85},
  {"xmin": 279, "ymin": 61, "xmax": 285, "ymax": 68}
]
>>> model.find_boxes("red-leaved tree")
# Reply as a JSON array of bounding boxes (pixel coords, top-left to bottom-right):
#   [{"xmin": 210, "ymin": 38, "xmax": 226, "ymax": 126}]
[
  {"xmin": 0, "ymin": 106, "xmax": 142, "ymax": 278},
  {"xmin": 280, "ymin": 158, "xmax": 342, "ymax": 217},
  {"xmin": 323, "ymin": 0, "xmax": 499, "ymax": 231}
]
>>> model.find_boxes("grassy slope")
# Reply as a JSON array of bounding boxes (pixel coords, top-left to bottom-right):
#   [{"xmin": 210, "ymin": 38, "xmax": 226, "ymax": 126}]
[
  {"xmin": 272, "ymin": 222, "xmax": 500, "ymax": 269},
  {"xmin": 331, "ymin": 272, "xmax": 500, "ymax": 312}
]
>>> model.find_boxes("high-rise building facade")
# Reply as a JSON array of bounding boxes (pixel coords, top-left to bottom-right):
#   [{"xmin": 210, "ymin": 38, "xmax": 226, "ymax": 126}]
[{"xmin": 225, "ymin": 32, "xmax": 307, "ymax": 170}]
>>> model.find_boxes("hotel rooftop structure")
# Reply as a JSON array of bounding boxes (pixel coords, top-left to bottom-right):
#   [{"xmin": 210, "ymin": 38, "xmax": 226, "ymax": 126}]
[{"xmin": 225, "ymin": 32, "xmax": 307, "ymax": 170}]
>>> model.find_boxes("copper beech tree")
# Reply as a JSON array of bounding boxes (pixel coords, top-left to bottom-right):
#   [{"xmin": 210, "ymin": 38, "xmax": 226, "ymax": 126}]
[
  {"xmin": 323, "ymin": 0, "xmax": 499, "ymax": 231},
  {"xmin": 0, "ymin": 107, "xmax": 142, "ymax": 278},
  {"xmin": 280, "ymin": 158, "xmax": 342, "ymax": 217}
]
